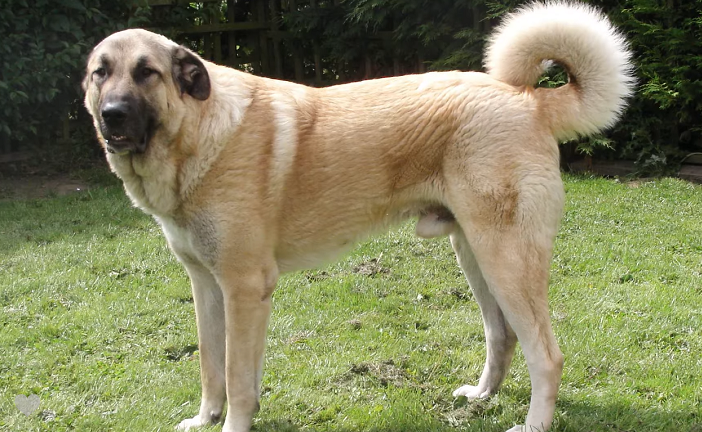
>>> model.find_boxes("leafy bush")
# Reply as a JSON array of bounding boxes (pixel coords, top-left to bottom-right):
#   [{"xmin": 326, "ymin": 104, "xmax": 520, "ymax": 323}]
[
  {"xmin": 0, "ymin": 0, "xmax": 149, "ymax": 154},
  {"xmin": 604, "ymin": 0, "xmax": 702, "ymax": 171},
  {"xmin": 3, "ymin": 0, "xmax": 702, "ymax": 171}
]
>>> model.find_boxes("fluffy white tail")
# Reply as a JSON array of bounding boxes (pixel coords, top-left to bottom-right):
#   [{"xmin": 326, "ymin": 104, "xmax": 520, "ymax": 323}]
[{"xmin": 485, "ymin": 2, "xmax": 635, "ymax": 140}]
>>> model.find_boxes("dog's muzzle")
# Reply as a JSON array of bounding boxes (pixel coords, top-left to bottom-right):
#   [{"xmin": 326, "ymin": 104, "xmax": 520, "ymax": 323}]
[{"xmin": 100, "ymin": 100, "xmax": 150, "ymax": 155}]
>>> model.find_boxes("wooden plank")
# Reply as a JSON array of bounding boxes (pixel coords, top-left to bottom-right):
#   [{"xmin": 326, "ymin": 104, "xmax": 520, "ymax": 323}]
[
  {"xmin": 417, "ymin": 52, "xmax": 426, "ymax": 73},
  {"xmin": 681, "ymin": 153, "xmax": 702, "ymax": 165},
  {"xmin": 373, "ymin": 31, "xmax": 394, "ymax": 40},
  {"xmin": 679, "ymin": 165, "xmax": 702, "ymax": 183},
  {"xmin": 472, "ymin": 6, "xmax": 480, "ymax": 31},
  {"xmin": 0, "ymin": 151, "xmax": 32, "ymax": 164},
  {"xmin": 289, "ymin": 0, "xmax": 304, "ymax": 81},
  {"xmin": 256, "ymin": 0, "xmax": 270, "ymax": 75},
  {"xmin": 62, "ymin": 113, "xmax": 70, "ymax": 142},
  {"xmin": 293, "ymin": 50, "xmax": 303, "ymax": 81},
  {"xmin": 313, "ymin": 42, "xmax": 322, "ymax": 85},
  {"xmin": 214, "ymin": 32, "xmax": 222, "ymax": 63},
  {"xmin": 568, "ymin": 160, "xmax": 636, "ymax": 177},
  {"xmin": 310, "ymin": 0, "xmax": 322, "ymax": 85},
  {"xmin": 204, "ymin": 33, "xmax": 213, "ymax": 60},
  {"xmin": 147, "ymin": 0, "xmax": 173, "ymax": 6},
  {"xmin": 147, "ymin": 0, "xmax": 220, "ymax": 5},
  {"xmin": 250, "ymin": 0, "xmax": 263, "ymax": 74},
  {"xmin": 179, "ymin": 22, "xmax": 270, "ymax": 34}
]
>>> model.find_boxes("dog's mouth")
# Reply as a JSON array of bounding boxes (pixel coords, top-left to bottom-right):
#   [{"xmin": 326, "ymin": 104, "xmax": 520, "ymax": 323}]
[
  {"xmin": 103, "ymin": 120, "xmax": 155, "ymax": 156},
  {"xmin": 105, "ymin": 133, "xmax": 144, "ymax": 155}
]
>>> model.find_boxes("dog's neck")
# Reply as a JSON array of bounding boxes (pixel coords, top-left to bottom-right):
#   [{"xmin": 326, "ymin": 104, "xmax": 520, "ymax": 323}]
[
  {"xmin": 106, "ymin": 70, "xmax": 254, "ymax": 220},
  {"xmin": 106, "ymin": 146, "xmax": 180, "ymax": 217}
]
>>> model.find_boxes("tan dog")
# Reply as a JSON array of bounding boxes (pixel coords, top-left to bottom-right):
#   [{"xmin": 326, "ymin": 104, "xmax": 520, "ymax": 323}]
[{"xmin": 83, "ymin": 3, "xmax": 634, "ymax": 431}]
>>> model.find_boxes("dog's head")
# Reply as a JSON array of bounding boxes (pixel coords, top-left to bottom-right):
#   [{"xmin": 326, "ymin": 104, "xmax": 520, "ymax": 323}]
[{"xmin": 83, "ymin": 29, "xmax": 210, "ymax": 156}]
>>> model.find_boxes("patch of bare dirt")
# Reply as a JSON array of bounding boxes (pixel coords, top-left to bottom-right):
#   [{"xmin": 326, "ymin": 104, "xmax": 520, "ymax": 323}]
[
  {"xmin": 344, "ymin": 358, "xmax": 415, "ymax": 388},
  {"xmin": 0, "ymin": 174, "xmax": 90, "ymax": 201},
  {"xmin": 352, "ymin": 257, "xmax": 390, "ymax": 277}
]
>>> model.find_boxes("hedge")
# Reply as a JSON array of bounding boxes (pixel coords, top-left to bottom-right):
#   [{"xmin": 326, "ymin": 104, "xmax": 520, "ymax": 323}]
[{"xmin": 1, "ymin": 0, "xmax": 700, "ymax": 172}]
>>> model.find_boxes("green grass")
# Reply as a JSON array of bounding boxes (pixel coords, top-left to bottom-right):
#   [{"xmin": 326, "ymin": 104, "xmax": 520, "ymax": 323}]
[{"xmin": 1, "ymin": 174, "xmax": 701, "ymax": 432}]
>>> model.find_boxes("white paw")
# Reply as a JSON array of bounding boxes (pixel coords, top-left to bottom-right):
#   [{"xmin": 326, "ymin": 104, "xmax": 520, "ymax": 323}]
[
  {"xmin": 176, "ymin": 415, "xmax": 209, "ymax": 431},
  {"xmin": 452, "ymin": 384, "xmax": 491, "ymax": 399},
  {"xmin": 506, "ymin": 425, "xmax": 548, "ymax": 432}
]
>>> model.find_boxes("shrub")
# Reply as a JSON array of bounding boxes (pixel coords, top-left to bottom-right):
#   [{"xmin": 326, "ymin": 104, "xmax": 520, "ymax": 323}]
[{"xmin": 0, "ymin": 0, "xmax": 149, "ymax": 155}]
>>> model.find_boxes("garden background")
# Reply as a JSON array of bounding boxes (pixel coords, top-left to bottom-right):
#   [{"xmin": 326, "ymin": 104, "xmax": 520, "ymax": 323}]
[
  {"xmin": 1, "ymin": 2, "xmax": 702, "ymax": 431},
  {"xmin": 1, "ymin": 0, "xmax": 701, "ymax": 175}
]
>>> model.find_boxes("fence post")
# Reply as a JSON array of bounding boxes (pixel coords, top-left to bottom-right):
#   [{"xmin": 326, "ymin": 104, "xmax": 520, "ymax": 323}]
[
  {"xmin": 310, "ymin": 0, "xmax": 322, "ymax": 85},
  {"xmin": 289, "ymin": 0, "xmax": 304, "ymax": 81},
  {"xmin": 254, "ymin": 0, "xmax": 270, "ymax": 75},
  {"xmin": 226, "ymin": 0, "xmax": 238, "ymax": 69},
  {"xmin": 270, "ymin": 0, "xmax": 283, "ymax": 78}
]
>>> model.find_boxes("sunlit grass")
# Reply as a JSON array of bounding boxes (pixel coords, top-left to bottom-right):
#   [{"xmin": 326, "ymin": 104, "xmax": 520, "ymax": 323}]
[{"xmin": 1, "ymin": 175, "xmax": 701, "ymax": 431}]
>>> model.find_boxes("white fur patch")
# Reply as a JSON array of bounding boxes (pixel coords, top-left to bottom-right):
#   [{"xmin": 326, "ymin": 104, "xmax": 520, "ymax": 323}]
[{"xmin": 268, "ymin": 87, "xmax": 302, "ymax": 202}]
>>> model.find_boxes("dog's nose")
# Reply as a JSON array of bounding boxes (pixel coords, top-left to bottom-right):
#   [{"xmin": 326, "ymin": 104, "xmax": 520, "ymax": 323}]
[{"xmin": 101, "ymin": 102, "xmax": 129, "ymax": 126}]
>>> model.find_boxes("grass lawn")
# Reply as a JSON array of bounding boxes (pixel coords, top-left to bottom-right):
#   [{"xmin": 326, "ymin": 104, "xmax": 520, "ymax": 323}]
[{"xmin": 1, "ymin": 174, "xmax": 701, "ymax": 432}]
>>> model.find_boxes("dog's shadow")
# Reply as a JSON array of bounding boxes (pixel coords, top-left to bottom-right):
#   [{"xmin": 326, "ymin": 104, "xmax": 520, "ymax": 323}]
[{"xmin": 249, "ymin": 396, "xmax": 701, "ymax": 432}]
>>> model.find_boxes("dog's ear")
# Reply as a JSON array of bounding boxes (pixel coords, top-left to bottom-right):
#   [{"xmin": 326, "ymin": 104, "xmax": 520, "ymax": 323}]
[
  {"xmin": 81, "ymin": 73, "xmax": 90, "ymax": 93},
  {"xmin": 172, "ymin": 46, "xmax": 211, "ymax": 101},
  {"xmin": 82, "ymin": 50, "xmax": 97, "ymax": 93}
]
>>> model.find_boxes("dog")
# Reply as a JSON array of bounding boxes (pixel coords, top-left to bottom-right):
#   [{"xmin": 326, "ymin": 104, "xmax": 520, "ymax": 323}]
[{"xmin": 83, "ymin": 2, "xmax": 634, "ymax": 431}]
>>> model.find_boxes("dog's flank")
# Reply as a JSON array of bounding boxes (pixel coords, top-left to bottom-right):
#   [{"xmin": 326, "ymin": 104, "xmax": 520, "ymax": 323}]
[{"xmin": 83, "ymin": 3, "xmax": 634, "ymax": 432}]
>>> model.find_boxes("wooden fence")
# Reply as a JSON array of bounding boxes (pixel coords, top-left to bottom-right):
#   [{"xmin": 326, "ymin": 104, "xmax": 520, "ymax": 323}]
[
  {"xmin": 147, "ymin": 0, "xmax": 428, "ymax": 87},
  {"xmin": 1, "ymin": 0, "xmax": 479, "ymax": 157}
]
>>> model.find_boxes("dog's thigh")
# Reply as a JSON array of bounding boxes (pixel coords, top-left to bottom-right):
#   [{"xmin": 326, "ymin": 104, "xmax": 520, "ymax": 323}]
[
  {"xmin": 450, "ymin": 229, "xmax": 517, "ymax": 399},
  {"xmin": 461, "ymin": 222, "xmax": 563, "ymax": 432},
  {"xmin": 446, "ymin": 164, "xmax": 565, "ymax": 432},
  {"xmin": 177, "ymin": 259, "xmax": 226, "ymax": 430}
]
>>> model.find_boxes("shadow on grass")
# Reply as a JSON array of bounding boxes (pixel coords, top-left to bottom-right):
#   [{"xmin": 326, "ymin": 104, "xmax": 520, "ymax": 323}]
[
  {"xmin": 253, "ymin": 419, "xmax": 457, "ymax": 432},
  {"xmin": 0, "ymin": 185, "xmax": 151, "ymax": 256},
  {"xmin": 554, "ymin": 396, "xmax": 702, "ymax": 432},
  {"xmin": 249, "ymin": 395, "xmax": 702, "ymax": 432}
]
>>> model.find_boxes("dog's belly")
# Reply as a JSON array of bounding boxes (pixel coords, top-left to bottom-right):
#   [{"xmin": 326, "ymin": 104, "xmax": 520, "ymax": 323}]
[
  {"xmin": 275, "ymin": 241, "xmax": 356, "ymax": 274},
  {"xmin": 273, "ymin": 203, "xmax": 454, "ymax": 273}
]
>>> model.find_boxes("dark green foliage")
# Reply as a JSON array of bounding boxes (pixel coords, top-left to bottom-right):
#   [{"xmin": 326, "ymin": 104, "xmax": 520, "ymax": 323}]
[
  {"xmin": 2, "ymin": 0, "xmax": 702, "ymax": 170},
  {"xmin": 0, "ymin": 0, "xmax": 149, "ymax": 154},
  {"xmin": 282, "ymin": 0, "xmax": 702, "ymax": 169},
  {"xmin": 605, "ymin": 0, "xmax": 702, "ymax": 172}
]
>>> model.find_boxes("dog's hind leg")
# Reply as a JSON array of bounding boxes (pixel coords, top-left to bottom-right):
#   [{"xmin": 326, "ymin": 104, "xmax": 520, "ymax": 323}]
[
  {"xmin": 446, "ymin": 166, "xmax": 565, "ymax": 432},
  {"xmin": 450, "ymin": 228, "xmax": 517, "ymax": 399},
  {"xmin": 456, "ymin": 220, "xmax": 564, "ymax": 432}
]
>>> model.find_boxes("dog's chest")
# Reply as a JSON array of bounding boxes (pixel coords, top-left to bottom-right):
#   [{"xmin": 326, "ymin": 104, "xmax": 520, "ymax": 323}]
[
  {"xmin": 109, "ymin": 153, "xmax": 180, "ymax": 216},
  {"xmin": 158, "ymin": 217, "xmax": 206, "ymax": 265}
]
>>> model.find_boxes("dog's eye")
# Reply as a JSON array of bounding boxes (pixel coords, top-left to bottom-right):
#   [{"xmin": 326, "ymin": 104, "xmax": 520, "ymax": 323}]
[
  {"xmin": 142, "ymin": 67, "xmax": 156, "ymax": 78},
  {"xmin": 93, "ymin": 67, "xmax": 107, "ymax": 78}
]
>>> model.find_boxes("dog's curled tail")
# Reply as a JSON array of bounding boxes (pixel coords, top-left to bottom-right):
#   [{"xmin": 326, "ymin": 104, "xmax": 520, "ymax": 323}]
[{"xmin": 485, "ymin": 2, "xmax": 635, "ymax": 140}]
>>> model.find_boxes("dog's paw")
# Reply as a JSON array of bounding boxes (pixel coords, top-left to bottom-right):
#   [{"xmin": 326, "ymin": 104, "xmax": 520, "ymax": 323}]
[
  {"xmin": 176, "ymin": 415, "xmax": 210, "ymax": 431},
  {"xmin": 505, "ymin": 426, "xmax": 525, "ymax": 432},
  {"xmin": 452, "ymin": 384, "xmax": 491, "ymax": 399}
]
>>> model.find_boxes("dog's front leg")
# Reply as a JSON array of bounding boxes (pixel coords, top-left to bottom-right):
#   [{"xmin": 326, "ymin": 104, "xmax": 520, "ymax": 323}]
[
  {"xmin": 220, "ymin": 262, "xmax": 277, "ymax": 432},
  {"xmin": 176, "ymin": 259, "xmax": 227, "ymax": 431}
]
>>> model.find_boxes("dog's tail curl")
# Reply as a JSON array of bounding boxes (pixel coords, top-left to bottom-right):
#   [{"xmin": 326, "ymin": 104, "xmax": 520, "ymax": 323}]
[{"xmin": 485, "ymin": 2, "xmax": 635, "ymax": 140}]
